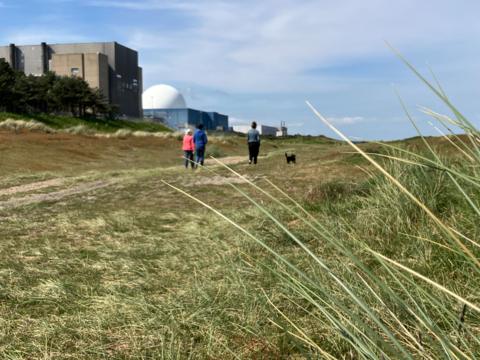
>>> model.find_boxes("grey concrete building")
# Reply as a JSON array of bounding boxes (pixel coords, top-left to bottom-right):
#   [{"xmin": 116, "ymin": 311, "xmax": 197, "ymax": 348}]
[
  {"xmin": 0, "ymin": 42, "xmax": 142, "ymax": 118},
  {"xmin": 232, "ymin": 124, "xmax": 287, "ymax": 137}
]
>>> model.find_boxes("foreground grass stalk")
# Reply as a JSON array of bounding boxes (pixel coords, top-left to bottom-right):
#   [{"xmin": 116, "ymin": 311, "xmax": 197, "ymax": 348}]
[
  {"xmin": 262, "ymin": 291, "xmax": 332, "ymax": 356},
  {"xmin": 209, "ymin": 156, "xmax": 338, "ymax": 242},
  {"xmin": 306, "ymin": 101, "xmax": 480, "ymax": 270},
  {"xmin": 396, "ymin": 91, "xmax": 480, "ymax": 226},
  {"xmin": 420, "ymin": 107, "xmax": 480, "ymax": 163},
  {"xmin": 368, "ymin": 143, "xmax": 480, "ymax": 188},
  {"xmin": 266, "ymin": 261, "xmax": 391, "ymax": 358},
  {"xmin": 162, "ymin": 180, "xmax": 415, "ymax": 358},
  {"xmin": 367, "ymin": 248, "xmax": 479, "ymax": 313},
  {"xmin": 377, "ymin": 261, "xmax": 470, "ymax": 358},
  {"xmin": 207, "ymin": 157, "xmax": 437, "ymax": 347},
  {"xmin": 198, "ymin": 155, "xmax": 478, "ymax": 357},
  {"xmin": 386, "ymin": 43, "xmax": 479, "ymax": 136},
  {"xmin": 427, "ymin": 121, "xmax": 476, "ymax": 162},
  {"xmin": 162, "ymin": 80, "xmax": 478, "ymax": 356},
  {"xmin": 211, "ymin": 165, "xmax": 418, "ymax": 357}
]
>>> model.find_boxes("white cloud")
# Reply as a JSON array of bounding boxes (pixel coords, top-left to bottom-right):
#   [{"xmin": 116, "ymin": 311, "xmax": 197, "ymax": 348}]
[
  {"xmin": 1, "ymin": 28, "xmax": 87, "ymax": 45},
  {"xmin": 88, "ymin": 0, "xmax": 480, "ymax": 93}
]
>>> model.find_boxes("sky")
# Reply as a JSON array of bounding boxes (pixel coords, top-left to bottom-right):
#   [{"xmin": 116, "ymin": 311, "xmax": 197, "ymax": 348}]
[{"xmin": 1, "ymin": 0, "xmax": 479, "ymax": 139}]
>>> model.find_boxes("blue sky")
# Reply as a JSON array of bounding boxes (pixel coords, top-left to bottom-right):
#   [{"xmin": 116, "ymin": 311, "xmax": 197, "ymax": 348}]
[{"xmin": 1, "ymin": 0, "xmax": 479, "ymax": 139}]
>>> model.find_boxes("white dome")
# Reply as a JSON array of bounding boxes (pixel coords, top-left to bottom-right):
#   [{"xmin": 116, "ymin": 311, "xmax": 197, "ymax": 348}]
[{"xmin": 142, "ymin": 84, "xmax": 187, "ymax": 110}]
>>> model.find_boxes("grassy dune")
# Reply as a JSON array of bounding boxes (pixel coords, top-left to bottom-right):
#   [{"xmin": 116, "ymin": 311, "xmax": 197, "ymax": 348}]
[
  {"xmin": 0, "ymin": 125, "xmax": 478, "ymax": 358},
  {"xmin": 0, "ymin": 112, "xmax": 172, "ymax": 133}
]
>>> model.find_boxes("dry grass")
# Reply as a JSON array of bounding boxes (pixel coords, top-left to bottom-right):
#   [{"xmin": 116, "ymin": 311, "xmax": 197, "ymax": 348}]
[
  {"xmin": 0, "ymin": 119, "xmax": 57, "ymax": 133},
  {"xmin": 1, "ymin": 127, "xmax": 473, "ymax": 358},
  {"xmin": 0, "ymin": 119, "xmax": 179, "ymax": 138},
  {"xmin": 0, "ymin": 129, "xmax": 353, "ymax": 358}
]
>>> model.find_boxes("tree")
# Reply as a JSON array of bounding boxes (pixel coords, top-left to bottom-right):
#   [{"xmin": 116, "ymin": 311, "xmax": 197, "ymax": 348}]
[
  {"xmin": 51, "ymin": 76, "xmax": 90, "ymax": 116},
  {"xmin": 0, "ymin": 59, "xmax": 17, "ymax": 111},
  {"xmin": 29, "ymin": 72, "xmax": 58, "ymax": 113},
  {"xmin": 0, "ymin": 61, "xmax": 116, "ymax": 119}
]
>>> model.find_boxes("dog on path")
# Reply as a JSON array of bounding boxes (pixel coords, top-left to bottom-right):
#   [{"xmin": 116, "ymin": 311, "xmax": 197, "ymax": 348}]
[{"xmin": 285, "ymin": 152, "xmax": 296, "ymax": 164}]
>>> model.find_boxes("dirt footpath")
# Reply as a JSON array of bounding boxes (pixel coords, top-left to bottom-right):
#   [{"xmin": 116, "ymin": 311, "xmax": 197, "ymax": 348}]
[
  {"xmin": 0, "ymin": 178, "xmax": 65, "ymax": 197},
  {"xmin": 0, "ymin": 155, "xmax": 253, "ymax": 211},
  {"xmin": 0, "ymin": 180, "xmax": 116, "ymax": 210}
]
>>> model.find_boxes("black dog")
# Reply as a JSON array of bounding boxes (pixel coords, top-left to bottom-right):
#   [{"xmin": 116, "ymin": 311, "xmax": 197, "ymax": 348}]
[{"xmin": 285, "ymin": 152, "xmax": 296, "ymax": 164}]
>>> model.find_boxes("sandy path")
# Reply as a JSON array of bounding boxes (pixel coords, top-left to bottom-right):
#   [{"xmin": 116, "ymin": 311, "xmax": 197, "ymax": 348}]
[
  {"xmin": 0, "ymin": 180, "xmax": 115, "ymax": 210},
  {"xmin": 0, "ymin": 155, "xmax": 250, "ymax": 210},
  {"xmin": 179, "ymin": 156, "xmax": 257, "ymax": 186},
  {"xmin": 204, "ymin": 156, "xmax": 247, "ymax": 166},
  {"xmin": 0, "ymin": 178, "xmax": 65, "ymax": 197},
  {"xmin": 182, "ymin": 175, "xmax": 253, "ymax": 187}
]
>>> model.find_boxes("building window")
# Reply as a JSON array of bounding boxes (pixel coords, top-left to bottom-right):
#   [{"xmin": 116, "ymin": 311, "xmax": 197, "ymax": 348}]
[{"xmin": 71, "ymin": 68, "xmax": 80, "ymax": 76}]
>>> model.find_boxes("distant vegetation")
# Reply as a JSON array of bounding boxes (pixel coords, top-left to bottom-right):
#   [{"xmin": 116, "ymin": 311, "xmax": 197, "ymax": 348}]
[
  {"xmin": 0, "ymin": 112, "xmax": 171, "ymax": 133},
  {"xmin": 0, "ymin": 58, "xmax": 172, "ymax": 133},
  {"xmin": 0, "ymin": 59, "xmax": 115, "ymax": 118}
]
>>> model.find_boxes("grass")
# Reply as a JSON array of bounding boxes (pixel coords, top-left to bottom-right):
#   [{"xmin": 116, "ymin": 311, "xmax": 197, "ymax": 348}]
[
  {"xmin": 0, "ymin": 127, "xmax": 366, "ymax": 358},
  {"xmin": 0, "ymin": 112, "xmax": 172, "ymax": 133},
  {"xmin": 0, "ymin": 78, "xmax": 479, "ymax": 358}
]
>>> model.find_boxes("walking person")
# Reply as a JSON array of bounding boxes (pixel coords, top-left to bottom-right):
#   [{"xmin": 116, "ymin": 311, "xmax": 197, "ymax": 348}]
[
  {"xmin": 182, "ymin": 128, "xmax": 195, "ymax": 169},
  {"xmin": 247, "ymin": 121, "xmax": 260, "ymax": 164},
  {"xmin": 193, "ymin": 124, "xmax": 208, "ymax": 167}
]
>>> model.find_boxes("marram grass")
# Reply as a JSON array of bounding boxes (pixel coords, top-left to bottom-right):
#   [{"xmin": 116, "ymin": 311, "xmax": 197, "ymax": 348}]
[{"xmin": 165, "ymin": 58, "xmax": 480, "ymax": 358}]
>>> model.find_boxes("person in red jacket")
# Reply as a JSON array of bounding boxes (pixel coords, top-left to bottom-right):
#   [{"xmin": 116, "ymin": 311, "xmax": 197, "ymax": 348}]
[{"xmin": 182, "ymin": 128, "xmax": 195, "ymax": 169}]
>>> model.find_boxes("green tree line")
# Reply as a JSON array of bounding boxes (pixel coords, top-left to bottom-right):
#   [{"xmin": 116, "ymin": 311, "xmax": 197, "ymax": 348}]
[{"xmin": 0, "ymin": 59, "xmax": 116, "ymax": 118}]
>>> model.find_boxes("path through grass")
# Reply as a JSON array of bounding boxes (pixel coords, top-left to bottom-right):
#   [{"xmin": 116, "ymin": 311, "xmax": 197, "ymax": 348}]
[
  {"xmin": 0, "ymin": 131, "xmax": 354, "ymax": 358},
  {"xmin": 2, "ymin": 129, "xmax": 475, "ymax": 358}
]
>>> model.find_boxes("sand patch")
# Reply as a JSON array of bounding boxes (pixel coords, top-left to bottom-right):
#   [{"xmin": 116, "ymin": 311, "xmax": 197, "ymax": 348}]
[
  {"xmin": 204, "ymin": 156, "xmax": 247, "ymax": 166},
  {"xmin": 0, "ymin": 178, "xmax": 65, "ymax": 197},
  {"xmin": 0, "ymin": 180, "xmax": 115, "ymax": 210},
  {"xmin": 182, "ymin": 175, "xmax": 253, "ymax": 187}
]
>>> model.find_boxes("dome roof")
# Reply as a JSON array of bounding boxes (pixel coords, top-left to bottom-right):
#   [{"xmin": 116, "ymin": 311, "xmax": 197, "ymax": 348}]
[{"xmin": 142, "ymin": 84, "xmax": 187, "ymax": 110}]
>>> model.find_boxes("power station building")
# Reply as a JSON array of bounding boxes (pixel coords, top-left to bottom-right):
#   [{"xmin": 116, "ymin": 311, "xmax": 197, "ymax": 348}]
[
  {"xmin": 0, "ymin": 42, "xmax": 142, "ymax": 118},
  {"xmin": 143, "ymin": 84, "xmax": 229, "ymax": 131}
]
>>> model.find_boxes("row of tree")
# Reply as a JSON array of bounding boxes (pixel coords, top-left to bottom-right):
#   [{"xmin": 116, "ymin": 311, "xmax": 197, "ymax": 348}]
[{"xmin": 0, "ymin": 59, "xmax": 116, "ymax": 118}]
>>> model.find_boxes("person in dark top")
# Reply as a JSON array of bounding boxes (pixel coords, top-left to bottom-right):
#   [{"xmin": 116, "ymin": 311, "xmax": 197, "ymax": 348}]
[
  {"xmin": 193, "ymin": 124, "xmax": 208, "ymax": 167},
  {"xmin": 247, "ymin": 121, "xmax": 260, "ymax": 164}
]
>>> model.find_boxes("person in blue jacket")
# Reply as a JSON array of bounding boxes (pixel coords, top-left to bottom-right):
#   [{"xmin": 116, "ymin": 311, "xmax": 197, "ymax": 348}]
[{"xmin": 193, "ymin": 123, "xmax": 208, "ymax": 167}]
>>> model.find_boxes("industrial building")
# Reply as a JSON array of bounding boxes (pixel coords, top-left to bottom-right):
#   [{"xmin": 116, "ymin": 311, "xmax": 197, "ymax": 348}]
[
  {"xmin": 143, "ymin": 84, "xmax": 229, "ymax": 131},
  {"xmin": 233, "ymin": 122, "xmax": 288, "ymax": 137},
  {"xmin": 0, "ymin": 42, "xmax": 142, "ymax": 118}
]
